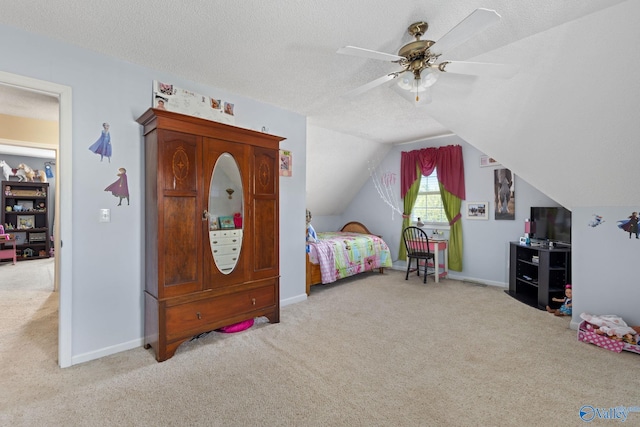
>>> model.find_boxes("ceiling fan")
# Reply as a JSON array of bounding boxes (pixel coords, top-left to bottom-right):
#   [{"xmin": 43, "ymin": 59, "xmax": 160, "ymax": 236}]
[{"xmin": 338, "ymin": 8, "xmax": 518, "ymax": 103}]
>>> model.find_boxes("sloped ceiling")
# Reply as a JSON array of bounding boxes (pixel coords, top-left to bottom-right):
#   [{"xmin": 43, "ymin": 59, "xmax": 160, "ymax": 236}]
[{"xmin": 0, "ymin": 0, "xmax": 635, "ymax": 213}]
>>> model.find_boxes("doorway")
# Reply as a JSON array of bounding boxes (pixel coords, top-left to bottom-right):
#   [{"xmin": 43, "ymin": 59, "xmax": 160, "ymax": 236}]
[{"xmin": 0, "ymin": 71, "xmax": 72, "ymax": 367}]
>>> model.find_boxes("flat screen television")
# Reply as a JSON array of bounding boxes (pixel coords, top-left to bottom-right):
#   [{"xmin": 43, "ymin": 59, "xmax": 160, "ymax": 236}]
[{"xmin": 530, "ymin": 206, "xmax": 572, "ymax": 245}]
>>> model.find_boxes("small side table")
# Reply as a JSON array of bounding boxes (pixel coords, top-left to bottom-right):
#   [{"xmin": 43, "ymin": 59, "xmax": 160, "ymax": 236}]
[
  {"xmin": 429, "ymin": 239, "xmax": 448, "ymax": 283},
  {"xmin": 0, "ymin": 237, "xmax": 17, "ymax": 265}
]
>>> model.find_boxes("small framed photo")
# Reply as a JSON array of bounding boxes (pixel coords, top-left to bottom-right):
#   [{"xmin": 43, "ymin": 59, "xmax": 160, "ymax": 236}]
[
  {"xmin": 218, "ymin": 216, "xmax": 235, "ymax": 229},
  {"xmin": 466, "ymin": 202, "xmax": 489, "ymax": 220},
  {"xmin": 17, "ymin": 215, "xmax": 35, "ymax": 229},
  {"xmin": 480, "ymin": 155, "xmax": 501, "ymax": 168},
  {"xmin": 279, "ymin": 150, "xmax": 292, "ymax": 177}
]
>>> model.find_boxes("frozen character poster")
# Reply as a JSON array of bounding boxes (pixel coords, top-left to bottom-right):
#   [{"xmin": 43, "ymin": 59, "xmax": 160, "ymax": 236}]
[
  {"xmin": 88, "ymin": 123, "xmax": 112, "ymax": 162},
  {"xmin": 105, "ymin": 167, "xmax": 129, "ymax": 206}
]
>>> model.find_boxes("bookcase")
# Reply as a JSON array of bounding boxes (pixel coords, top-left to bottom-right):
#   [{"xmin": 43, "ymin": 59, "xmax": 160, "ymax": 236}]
[
  {"xmin": 1, "ymin": 181, "xmax": 50, "ymax": 260},
  {"xmin": 508, "ymin": 242, "xmax": 571, "ymax": 309}
]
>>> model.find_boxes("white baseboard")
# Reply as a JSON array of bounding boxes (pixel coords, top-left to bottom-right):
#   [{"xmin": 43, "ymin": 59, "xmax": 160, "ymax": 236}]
[
  {"xmin": 71, "ymin": 337, "xmax": 143, "ymax": 366},
  {"xmin": 70, "ymin": 294, "xmax": 307, "ymax": 366},
  {"xmin": 447, "ymin": 273, "xmax": 507, "ymax": 288},
  {"xmin": 281, "ymin": 293, "xmax": 307, "ymax": 307},
  {"xmin": 391, "ymin": 261, "xmax": 507, "ymax": 288},
  {"xmin": 569, "ymin": 319, "xmax": 580, "ymax": 330}
]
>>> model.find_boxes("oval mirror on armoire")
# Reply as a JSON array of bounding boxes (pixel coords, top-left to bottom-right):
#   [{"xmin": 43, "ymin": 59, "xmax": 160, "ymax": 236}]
[{"xmin": 208, "ymin": 152, "xmax": 243, "ymax": 274}]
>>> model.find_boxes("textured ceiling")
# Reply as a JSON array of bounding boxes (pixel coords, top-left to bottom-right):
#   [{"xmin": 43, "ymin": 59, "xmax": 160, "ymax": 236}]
[
  {"xmin": 1, "ymin": 1, "xmax": 632, "ymax": 216},
  {"xmin": 0, "ymin": 84, "xmax": 58, "ymax": 121},
  {"xmin": 0, "ymin": 0, "xmax": 620, "ymax": 144}
]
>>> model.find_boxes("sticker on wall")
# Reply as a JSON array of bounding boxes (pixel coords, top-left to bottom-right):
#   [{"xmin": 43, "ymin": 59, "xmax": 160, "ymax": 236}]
[
  {"xmin": 88, "ymin": 122, "xmax": 112, "ymax": 163},
  {"xmin": 617, "ymin": 211, "xmax": 639, "ymax": 239},
  {"xmin": 104, "ymin": 167, "xmax": 129, "ymax": 206},
  {"xmin": 279, "ymin": 150, "xmax": 292, "ymax": 177},
  {"xmin": 587, "ymin": 214, "xmax": 605, "ymax": 227},
  {"xmin": 494, "ymin": 168, "xmax": 514, "ymax": 220}
]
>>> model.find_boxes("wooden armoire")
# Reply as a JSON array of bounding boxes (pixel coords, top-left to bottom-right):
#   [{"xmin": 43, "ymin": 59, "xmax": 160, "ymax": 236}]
[{"xmin": 137, "ymin": 108, "xmax": 284, "ymax": 362}]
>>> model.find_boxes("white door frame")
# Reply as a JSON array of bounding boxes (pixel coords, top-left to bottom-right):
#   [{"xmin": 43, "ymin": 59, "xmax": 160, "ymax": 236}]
[{"xmin": 0, "ymin": 71, "xmax": 73, "ymax": 368}]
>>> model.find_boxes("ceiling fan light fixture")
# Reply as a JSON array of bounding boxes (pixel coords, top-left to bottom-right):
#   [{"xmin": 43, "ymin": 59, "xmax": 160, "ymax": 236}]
[
  {"xmin": 396, "ymin": 68, "xmax": 439, "ymax": 93},
  {"xmin": 396, "ymin": 74, "xmax": 417, "ymax": 91},
  {"xmin": 391, "ymin": 78, "xmax": 432, "ymax": 105},
  {"xmin": 419, "ymin": 67, "xmax": 439, "ymax": 87}
]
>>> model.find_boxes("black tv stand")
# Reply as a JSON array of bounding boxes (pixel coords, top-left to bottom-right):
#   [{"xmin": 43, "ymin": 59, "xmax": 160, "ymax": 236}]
[{"xmin": 508, "ymin": 242, "xmax": 571, "ymax": 310}]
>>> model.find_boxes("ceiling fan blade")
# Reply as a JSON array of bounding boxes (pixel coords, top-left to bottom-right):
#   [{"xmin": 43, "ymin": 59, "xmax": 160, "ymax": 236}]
[
  {"xmin": 432, "ymin": 8, "xmax": 501, "ymax": 55},
  {"xmin": 440, "ymin": 61, "xmax": 519, "ymax": 79},
  {"xmin": 337, "ymin": 46, "xmax": 404, "ymax": 62},
  {"xmin": 343, "ymin": 73, "xmax": 398, "ymax": 98}
]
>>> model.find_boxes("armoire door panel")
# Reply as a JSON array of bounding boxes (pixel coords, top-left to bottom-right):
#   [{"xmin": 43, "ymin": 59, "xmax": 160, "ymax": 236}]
[
  {"xmin": 251, "ymin": 146, "xmax": 278, "ymax": 280},
  {"xmin": 159, "ymin": 130, "xmax": 199, "ymax": 193},
  {"xmin": 160, "ymin": 196, "xmax": 202, "ymax": 298},
  {"xmin": 253, "ymin": 198, "xmax": 278, "ymax": 275},
  {"xmin": 252, "ymin": 148, "xmax": 277, "ymax": 196}
]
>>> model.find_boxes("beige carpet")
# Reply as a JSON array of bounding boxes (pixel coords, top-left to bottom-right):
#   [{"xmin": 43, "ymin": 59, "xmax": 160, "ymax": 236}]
[{"xmin": 1, "ymin": 266, "xmax": 638, "ymax": 426}]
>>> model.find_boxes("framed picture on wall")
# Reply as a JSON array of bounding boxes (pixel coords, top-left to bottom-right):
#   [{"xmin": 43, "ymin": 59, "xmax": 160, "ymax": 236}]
[
  {"xmin": 279, "ymin": 150, "xmax": 292, "ymax": 177},
  {"xmin": 466, "ymin": 202, "xmax": 489, "ymax": 220},
  {"xmin": 494, "ymin": 168, "xmax": 515, "ymax": 220},
  {"xmin": 480, "ymin": 155, "xmax": 501, "ymax": 168}
]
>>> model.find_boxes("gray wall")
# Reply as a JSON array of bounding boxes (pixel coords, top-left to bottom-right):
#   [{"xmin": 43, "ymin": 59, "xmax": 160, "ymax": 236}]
[
  {"xmin": 0, "ymin": 23, "xmax": 307, "ymax": 365},
  {"xmin": 572, "ymin": 207, "xmax": 640, "ymax": 326}
]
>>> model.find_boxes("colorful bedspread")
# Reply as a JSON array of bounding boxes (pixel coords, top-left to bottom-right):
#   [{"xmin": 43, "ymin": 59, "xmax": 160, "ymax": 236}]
[{"xmin": 308, "ymin": 232, "xmax": 392, "ymax": 284}]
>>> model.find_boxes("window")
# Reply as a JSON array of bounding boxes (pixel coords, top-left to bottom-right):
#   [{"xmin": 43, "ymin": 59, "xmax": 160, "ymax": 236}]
[{"xmin": 411, "ymin": 169, "xmax": 447, "ymax": 224}]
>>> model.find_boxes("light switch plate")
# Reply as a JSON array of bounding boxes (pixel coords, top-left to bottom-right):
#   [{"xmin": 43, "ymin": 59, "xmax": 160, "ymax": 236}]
[{"xmin": 99, "ymin": 208, "xmax": 110, "ymax": 223}]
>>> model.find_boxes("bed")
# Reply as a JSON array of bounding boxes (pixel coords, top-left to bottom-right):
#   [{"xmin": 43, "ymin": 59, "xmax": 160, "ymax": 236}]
[{"xmin": 306, "ymin": 221, "xmax": 393, "ymax": 295}]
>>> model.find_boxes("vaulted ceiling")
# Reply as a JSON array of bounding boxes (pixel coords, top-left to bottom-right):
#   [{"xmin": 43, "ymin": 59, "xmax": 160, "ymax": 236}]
[{"xmin": 1, "ymin": 1, "xmax": 637, "ymax": 214}]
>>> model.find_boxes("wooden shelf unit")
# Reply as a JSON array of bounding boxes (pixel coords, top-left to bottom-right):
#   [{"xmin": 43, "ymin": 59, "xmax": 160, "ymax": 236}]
[
  {"xmin": 1, "ymin": 181, "xmax": 50, "ymax": 261},
  {"xmin": 508, "ymin": 242, "xmax": 571, "ymax": 310}
]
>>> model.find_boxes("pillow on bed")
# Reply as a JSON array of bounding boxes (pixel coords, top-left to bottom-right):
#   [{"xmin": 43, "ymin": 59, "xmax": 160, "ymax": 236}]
[{"xmin": 217, "ymin": 318, "xmax": 254, "ymax": 333}]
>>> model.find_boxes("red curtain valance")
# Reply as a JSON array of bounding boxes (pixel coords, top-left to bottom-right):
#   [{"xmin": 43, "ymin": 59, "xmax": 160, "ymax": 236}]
[{"xmin": 400, "ymin": 145, "xmax": 465, "ymax": 200}]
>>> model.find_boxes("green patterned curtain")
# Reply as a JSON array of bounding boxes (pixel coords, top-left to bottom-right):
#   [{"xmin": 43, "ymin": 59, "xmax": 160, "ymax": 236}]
[
  {"xmin": 400, "ymin": 145, "xmax": 465, "ymax": 271},
  {"xmin": 439, "ymin": 183, "xmax": 463, "ymax": 271},
  {"xmin": 398, "ymin": 166, "xmax": 421, "ymax": 260}
]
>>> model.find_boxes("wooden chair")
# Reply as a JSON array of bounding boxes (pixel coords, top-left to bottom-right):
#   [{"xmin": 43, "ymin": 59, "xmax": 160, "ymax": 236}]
[{"xmin": 402, "ymin": 226, "xmax": 434, "ymax": 283}]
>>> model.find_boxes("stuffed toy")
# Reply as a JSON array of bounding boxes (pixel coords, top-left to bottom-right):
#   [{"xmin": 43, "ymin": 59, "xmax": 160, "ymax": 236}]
[
  {"xmin": 546, "ymin": 284, "xmax": 572, "ymax": 316},
  {"xmin": 306, "ymin": 209, "xmax": 317, "ymax": 253},
  {"xmin": 0, "ymin": 160, "xmax": 11, "ymax": 181}
]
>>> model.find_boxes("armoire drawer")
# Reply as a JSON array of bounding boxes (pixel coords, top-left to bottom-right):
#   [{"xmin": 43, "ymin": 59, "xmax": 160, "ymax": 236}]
[{"xmin": 165, "ymin": 285, "xmax": 275, "ymax": 337}]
